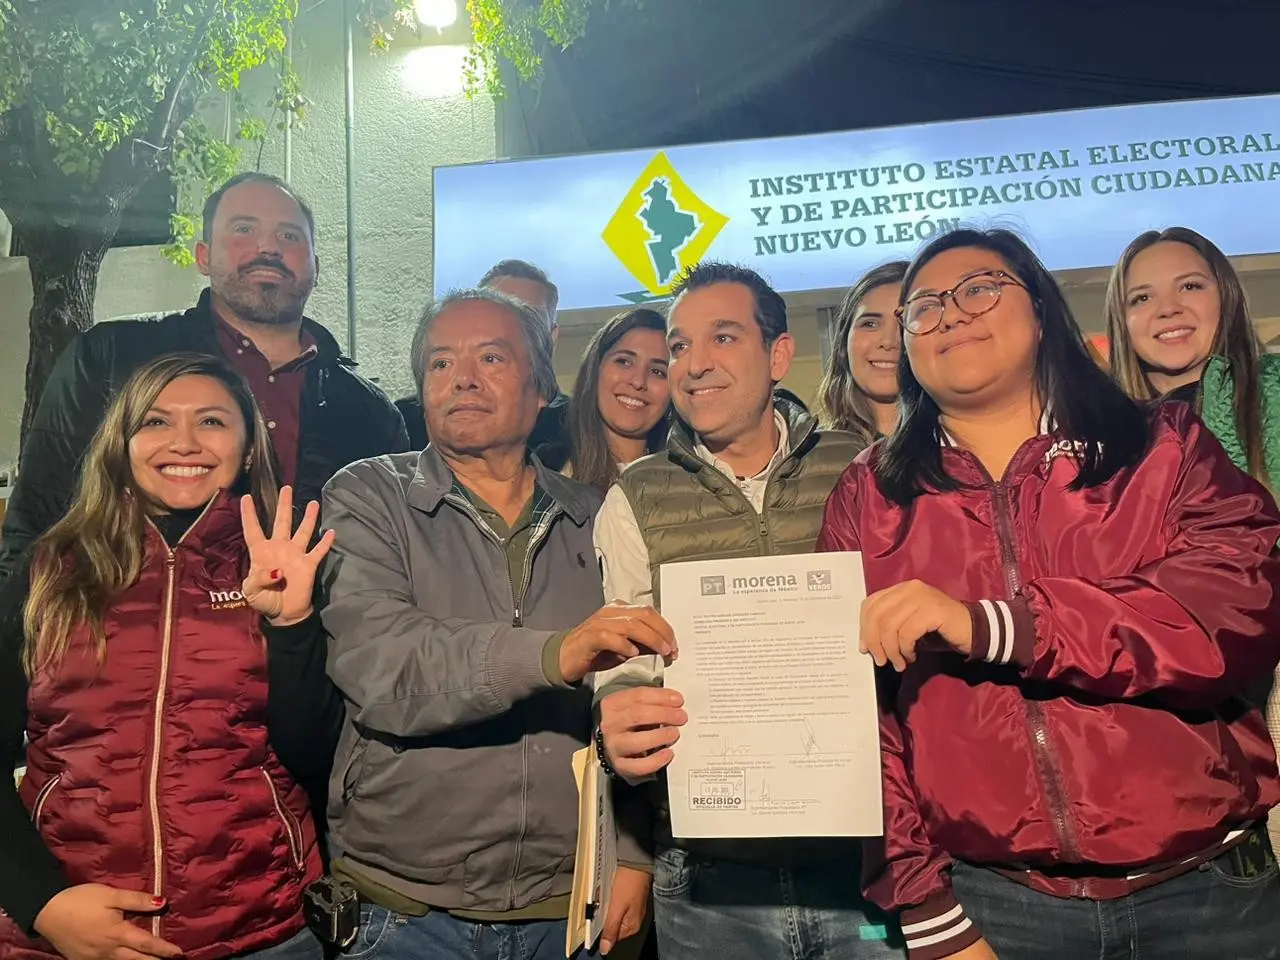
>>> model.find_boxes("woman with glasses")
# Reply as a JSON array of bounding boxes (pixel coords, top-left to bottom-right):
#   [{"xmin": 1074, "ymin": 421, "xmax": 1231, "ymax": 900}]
[
  {"xmin": 816, "ymin": 262, "xmax": 909, "ymax": 443},
  {"xmin": 819, "ymin": 228, "xmax": 1280, "ymax": 960}
]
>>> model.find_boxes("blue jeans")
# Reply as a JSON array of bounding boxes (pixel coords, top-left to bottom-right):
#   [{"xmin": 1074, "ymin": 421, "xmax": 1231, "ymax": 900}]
[
  {"xmin": 652, "ymin": 846, "xmax": 905, "ymax": 960},
  {"xmin": 240, "ymin": 928, "xmax": 325, "ymax": 960},
  {"xmin": 950, "ymin": 837, "xmax": 1280, "ymax": 959},
  {"xmin": 340, "ymin": 903, "xmax": 572, "ymax": 960}
]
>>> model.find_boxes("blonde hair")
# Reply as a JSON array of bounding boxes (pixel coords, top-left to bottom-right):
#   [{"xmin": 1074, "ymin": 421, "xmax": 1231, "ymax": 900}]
[
  {"xmin": 23, "ymin": 353, "xmax": 279, "ymax": 674},
  {"xmin": 1104, "ymin": 227, "xmax": 1266, "ymax": 481}
]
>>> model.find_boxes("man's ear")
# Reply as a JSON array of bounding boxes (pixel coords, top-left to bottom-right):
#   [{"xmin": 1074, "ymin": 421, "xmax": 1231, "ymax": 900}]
[
  {"xmin": 769, "ymin": 332, "xmax": 796, "ymax": 383},
  {"xmin": 194, "ymin": 240, "xmax": 212, "ymax": 278},
  {"xmin": 550, "ymin": 322, "xmax": 560, "ymax": 346}
]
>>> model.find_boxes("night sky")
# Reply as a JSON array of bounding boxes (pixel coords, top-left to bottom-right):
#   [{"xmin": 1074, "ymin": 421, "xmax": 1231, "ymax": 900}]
[{"xmin": 504, "ymin": 0, "xmax": 1280, "ymax": 157}]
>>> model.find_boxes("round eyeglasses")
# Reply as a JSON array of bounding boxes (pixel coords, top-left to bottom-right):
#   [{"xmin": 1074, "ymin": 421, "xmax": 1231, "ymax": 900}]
[{"xmin": 895, "ymin": 270, "xmax": 1027, "ymax": 336}]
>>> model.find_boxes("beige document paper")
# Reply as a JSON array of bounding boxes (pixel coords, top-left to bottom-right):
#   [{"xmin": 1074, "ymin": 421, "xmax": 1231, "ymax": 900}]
[
  {"xmin": 659, "ymin": 552, "xmax": 882, "ymax": 839},
  {"xmin": 566, "ymin": 747, "xmax": 617, "ymax": 957}
]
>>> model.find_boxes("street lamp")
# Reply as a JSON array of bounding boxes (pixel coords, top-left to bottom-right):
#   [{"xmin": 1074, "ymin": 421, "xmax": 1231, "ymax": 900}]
[{"xmin": 414, "ymin": 0, "xmax": 459, "ymax": 30}]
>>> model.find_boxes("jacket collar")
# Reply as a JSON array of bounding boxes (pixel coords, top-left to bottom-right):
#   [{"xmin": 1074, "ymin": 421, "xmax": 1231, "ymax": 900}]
[
  {"xmin": 189, "ymin": 288, "xmax": 351, "ymax": 367},
  {"xmin": 666, "ymin": 395, "xmax": 819, "ymax": 474},
  {"xmin": 142, "ymin": 488, "xmax": 245, "ymax": 561},
  {"xmin": 407, "ymin": 444, "xmax": 596, "ymax": 525},
  {"xmin": 937, "ymin": 407, "xmax": 1056, "ymax": 448}
]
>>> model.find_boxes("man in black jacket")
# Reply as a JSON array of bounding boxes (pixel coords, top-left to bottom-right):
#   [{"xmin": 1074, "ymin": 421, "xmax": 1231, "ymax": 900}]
[
  {"xmin": 0, "ymin": 172, "xmax": 408, "ymax": 579},
  {"xmin": 397, "ymin": 259, "xmax": 570, "ymax": 466}
]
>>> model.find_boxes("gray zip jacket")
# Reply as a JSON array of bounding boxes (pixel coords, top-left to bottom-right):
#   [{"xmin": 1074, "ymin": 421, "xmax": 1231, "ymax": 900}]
[{"xmin": 320, "ymin": 448, "xmax": 605, "ymax": 912}]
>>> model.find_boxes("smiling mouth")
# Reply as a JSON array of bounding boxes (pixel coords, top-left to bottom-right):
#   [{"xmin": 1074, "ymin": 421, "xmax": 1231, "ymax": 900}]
[
  {"xmin": 244, "ymin": 266, "xmax": 289, "ymax": 280},
  {"xmin": 684, "ymin": 385, "xmax": 726, "ymax": 398},
  {"xmin": 616, "ymin": 395, "xmax": 648, "ymax": 409},
  {"xmin": 867, "ymin": 360, "xmax": 897, "ymax": 370},
  {"xmin": 1155, "ymin": 326, "xmax": 1196, "ymax": 342},
  {"xmin": 159, "ymin": 465, "xmax": 212, "ymax": 479}
]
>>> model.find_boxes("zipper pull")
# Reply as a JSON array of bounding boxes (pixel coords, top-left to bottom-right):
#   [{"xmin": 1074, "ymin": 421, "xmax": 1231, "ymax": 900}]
[{"xmin": 512, "ymin": 607, "xmax": 522, "ymax": 628}]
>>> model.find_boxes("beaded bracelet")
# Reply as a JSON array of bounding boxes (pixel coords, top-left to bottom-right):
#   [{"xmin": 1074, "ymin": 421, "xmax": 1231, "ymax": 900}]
[{"xmin": 594, "ymin": 725, "xmax": 622, "ymax": 780}]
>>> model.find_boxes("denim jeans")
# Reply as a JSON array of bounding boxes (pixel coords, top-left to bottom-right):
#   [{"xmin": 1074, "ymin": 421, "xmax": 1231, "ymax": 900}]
[
  {"xmin": 950, "ymin": 836, "xmax": 1280, "ymax": 959},
  {"xmin": 651, "ymin": 846, "xmax": 906, "ymax": 960},
  {"xmin": 339, "ymin": 903, "xmax": 572, "ymax": 960},
  {"xmin": 239, "ymin": 928, "xmax": 325, "ymax": 960}
]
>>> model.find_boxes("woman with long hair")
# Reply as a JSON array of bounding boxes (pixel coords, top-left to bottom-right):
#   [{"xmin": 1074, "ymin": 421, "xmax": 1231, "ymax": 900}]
[
  {"xmin": 1104, "ymin": 226, "xmax": 1278, "ymax": 484},
  {"xmin": 820, "ymin": 229, "xmax": 1280, "ymax": 960},
  {"xmin": 816, "ymin": 261, "xmax": 909, "ymax": 443},
  {"xmin": 0, "ymin": 353, "xmax": 335, "ymax": 960},
  {"xmin": 565, "ymin": 307, "xmax": 671, "ymax": 492},
  {"xmin": 1105, "ymin": 228, "xmax": 1280, "ymax": 851}
]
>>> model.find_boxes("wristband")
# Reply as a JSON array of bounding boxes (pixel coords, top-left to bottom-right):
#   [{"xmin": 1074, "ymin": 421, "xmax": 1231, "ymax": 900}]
[{"xmin": 594, "ymin": 725, "xmax": 622, "ymax": 780}]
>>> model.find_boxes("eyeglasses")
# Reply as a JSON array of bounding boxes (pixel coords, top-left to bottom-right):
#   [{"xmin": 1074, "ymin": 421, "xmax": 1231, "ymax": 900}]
[{"xmin": 896, "ymin": 270, "xmax": 1027, "ymax": 336}]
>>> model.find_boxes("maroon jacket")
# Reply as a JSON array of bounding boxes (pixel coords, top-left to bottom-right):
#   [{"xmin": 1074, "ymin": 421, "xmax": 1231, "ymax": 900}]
[
  {"xmin": 0, "ymin": 493, "xmax": 322, "ymax": 960},
  {"xmin": 818, "ymin": 404, "xmax": 1280, "ymax": 960}
]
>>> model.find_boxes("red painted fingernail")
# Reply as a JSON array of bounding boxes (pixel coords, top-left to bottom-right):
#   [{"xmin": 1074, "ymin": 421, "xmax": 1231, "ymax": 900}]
[
  {"xmin": 152, "ymin": 896, "xmax": 165, "ymax": 906},
  {"xmin": 269, "ymin": 569, "xmax": 281, "ymax": 581}
]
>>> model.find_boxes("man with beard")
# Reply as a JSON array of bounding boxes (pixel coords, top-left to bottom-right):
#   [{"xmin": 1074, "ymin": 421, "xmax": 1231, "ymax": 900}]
[{"xmin": 0, "ymin": 172, "xmax": 408, "ymax": 578}]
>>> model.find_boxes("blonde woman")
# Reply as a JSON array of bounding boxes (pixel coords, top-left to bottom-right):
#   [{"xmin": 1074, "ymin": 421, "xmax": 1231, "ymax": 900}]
[{"xmin": 0, "ymin": 353, "xmax": 335, "ymax": 960}]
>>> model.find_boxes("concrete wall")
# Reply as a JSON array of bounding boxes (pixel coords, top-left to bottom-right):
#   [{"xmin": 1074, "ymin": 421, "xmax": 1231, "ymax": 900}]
[{"xmin": 0, "ymin": 5, "xmax": 496, "ymax": 468}]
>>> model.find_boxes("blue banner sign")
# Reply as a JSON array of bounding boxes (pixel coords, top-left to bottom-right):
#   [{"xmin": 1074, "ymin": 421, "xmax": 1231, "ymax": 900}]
[{"xmin": 433, "ymin": 94, "xmax": 1280, "ymax": 311}]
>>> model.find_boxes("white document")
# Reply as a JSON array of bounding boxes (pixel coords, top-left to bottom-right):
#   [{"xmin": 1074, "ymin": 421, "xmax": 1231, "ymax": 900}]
[{"xmin": 659, "ymin": 552, "xmax": 882, "ymax": 839}]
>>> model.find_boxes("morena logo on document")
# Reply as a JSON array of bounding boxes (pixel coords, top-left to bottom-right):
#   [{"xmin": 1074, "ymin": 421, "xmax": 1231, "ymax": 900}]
[{"xmin": 698, "ymin": 569, "xmax": 833, "ymax": 597}]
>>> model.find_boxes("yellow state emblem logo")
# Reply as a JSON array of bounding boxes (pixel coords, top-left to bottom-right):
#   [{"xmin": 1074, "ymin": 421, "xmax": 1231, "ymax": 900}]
[{"xmin": 601, "ymin": 151, "xmax": 729, "ymax": 298}]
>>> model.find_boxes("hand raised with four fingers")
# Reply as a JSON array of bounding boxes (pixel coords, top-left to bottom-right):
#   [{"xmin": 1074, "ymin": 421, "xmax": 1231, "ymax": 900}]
[{"xmin": 239, "ymin": 485, "xmax": 335, "ymax": 626}]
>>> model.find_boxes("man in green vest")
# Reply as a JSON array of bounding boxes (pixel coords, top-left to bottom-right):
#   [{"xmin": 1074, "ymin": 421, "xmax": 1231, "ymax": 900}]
[{"xmin": 592, "ymin": 262, "xmax": 905, "ymax": 959}]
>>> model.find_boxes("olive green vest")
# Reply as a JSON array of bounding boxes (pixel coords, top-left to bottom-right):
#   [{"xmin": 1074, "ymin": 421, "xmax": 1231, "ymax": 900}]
[
  {"xmin": 616, "ymin": 398, "xmax": 866, "ymax": 608},
  {"xmin": 616, "ymin": 398, "xmax": 866, "ymax": 866}
]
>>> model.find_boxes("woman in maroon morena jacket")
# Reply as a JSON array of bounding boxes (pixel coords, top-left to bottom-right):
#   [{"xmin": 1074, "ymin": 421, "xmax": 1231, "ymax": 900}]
[
  {"xmin": 0, "ymin": 354, "xmax": 335, "ymax": 960},
  {"xmin": 818, "ymin": 229, "xmax": 1280, "ymax": 960}
]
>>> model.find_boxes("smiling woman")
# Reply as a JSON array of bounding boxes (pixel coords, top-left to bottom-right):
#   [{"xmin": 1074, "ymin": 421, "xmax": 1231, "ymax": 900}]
[
  {"xmin": 0, "ymin": 352, "xmax": 338, "ymax": 960},
  {"xmin": 566, "ymin": 307, "xmax": 673, "ymax": 492},
  {"xmin": 818, "ymin": 227, "xmax": 1280, "ymax": 960}
]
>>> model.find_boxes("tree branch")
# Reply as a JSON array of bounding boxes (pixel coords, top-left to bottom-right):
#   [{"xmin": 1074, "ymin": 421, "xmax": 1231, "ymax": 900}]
[{"xmin": 149, "ymin": 0, "xmax": 222, "ymax": 148}]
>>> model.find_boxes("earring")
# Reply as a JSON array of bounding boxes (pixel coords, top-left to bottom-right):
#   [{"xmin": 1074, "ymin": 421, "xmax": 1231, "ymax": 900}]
[{"xmin": 244, "ymin": 455, "xmax": 253, "ymax": 470}]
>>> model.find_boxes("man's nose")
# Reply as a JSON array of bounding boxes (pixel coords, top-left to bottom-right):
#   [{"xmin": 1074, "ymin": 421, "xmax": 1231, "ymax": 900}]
[
  {"xmin": 684, "ymin": 342, "xmax": 713, "ymax": 376},
  {"xmin": 451, "ymin": 359, "xmax": 479, "ymax": 390}
]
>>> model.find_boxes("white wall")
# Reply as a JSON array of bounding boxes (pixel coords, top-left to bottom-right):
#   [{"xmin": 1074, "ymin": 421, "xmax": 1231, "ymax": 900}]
[{"xmin": 0, "ymin": 5, "xmax": 496, "ymax": 468}]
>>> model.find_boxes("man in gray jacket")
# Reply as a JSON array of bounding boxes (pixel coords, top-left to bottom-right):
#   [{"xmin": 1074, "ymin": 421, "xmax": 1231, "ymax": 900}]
[{"xmin": 320, "ymin": 288, "xmax": 672, "ymax": 960}]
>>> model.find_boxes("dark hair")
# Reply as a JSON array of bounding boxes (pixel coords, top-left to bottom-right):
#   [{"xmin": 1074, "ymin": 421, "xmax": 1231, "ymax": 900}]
[
  {"xmin": 201, "ymin": 172, "xmax": 315, "ymax": 243},
  {"xmin": 479, "ymin": 259, "xmax": 560, "ymax": 325},
  {"xmin": 410, "ymin": 288, "xmax": 558, "ymax": 403},
  {"xmin": 876, "ymin": 228, "xmax": 1148, "ymax": 506},
  {"xmin": 567, "ymin": 307, "xmax": 671, "ymax": 492},
  {"xmin": 669, "ymin": 261, "xmax": 788, "ymax": 345},
  {"xmin": 816, "ymin": 261, "xmax": 909, "ymax": 444},
  {"xmin": 1104, "ymin": 226, "xmax": 1267, "ymax": 483}
]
